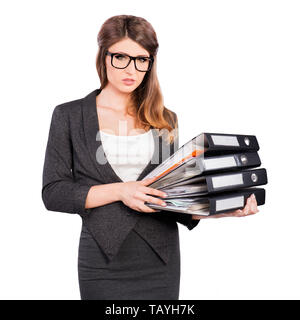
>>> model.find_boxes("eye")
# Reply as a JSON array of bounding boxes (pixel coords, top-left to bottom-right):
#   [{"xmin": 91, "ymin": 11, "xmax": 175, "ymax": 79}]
[
  {"xmin": 138, "ymin": 57, "xmax": 148, "ymax": 63},
  {"xmin": 115, "ymin": 54, "xmax": 126, "ymax": 60}
]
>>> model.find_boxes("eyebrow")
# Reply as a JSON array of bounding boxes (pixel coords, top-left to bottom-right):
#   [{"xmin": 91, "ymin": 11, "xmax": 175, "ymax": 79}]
[{"xmin": 116, "ymin": 51, "xmax": 150, "ymax": 58}]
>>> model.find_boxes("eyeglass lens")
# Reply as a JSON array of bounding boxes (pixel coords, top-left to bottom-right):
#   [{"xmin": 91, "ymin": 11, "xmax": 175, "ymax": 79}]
[{"xmin": 112, "ymin": 54, "xmax": 151, "ymax": 71}]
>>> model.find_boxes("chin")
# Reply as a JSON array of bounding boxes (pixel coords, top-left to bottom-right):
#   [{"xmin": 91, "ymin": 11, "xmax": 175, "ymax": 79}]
[{"xmin": 118, "ymin": 84, "xmax": 137, "ymax": 93}]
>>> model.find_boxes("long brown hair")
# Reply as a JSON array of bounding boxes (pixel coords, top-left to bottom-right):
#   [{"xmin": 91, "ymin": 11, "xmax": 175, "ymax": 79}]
[{"xmin": 95, "ymin": 15, "xmax": 177, "ymax": 144}]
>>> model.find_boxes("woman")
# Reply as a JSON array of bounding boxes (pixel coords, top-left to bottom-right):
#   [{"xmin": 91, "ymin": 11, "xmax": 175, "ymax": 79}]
[{"xmin": 42, "ymin": 15, "xmax": 259, "ymax": 300}]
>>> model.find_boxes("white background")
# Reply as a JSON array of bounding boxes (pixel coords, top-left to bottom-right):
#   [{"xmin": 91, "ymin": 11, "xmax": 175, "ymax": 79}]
[{"xmin": 0, "ymin": 0, "xmax": 299, "ymax": 299}]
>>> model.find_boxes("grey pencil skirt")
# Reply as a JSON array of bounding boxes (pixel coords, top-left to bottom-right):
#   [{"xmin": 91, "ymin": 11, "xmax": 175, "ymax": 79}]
[{"xmin": 78, "ymin": 223, "xmax": 180, "ymax": 300}]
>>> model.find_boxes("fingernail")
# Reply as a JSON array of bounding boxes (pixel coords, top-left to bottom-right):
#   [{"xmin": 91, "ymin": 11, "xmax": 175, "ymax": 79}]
[
  {"xmin": 251, "ymin": 193, "xmax": 256, "ymax": 200},
  {"xmin": 163, "ymin": 193, "xmax": 168, "ymax": 198},
  {"xmin": 162, "ymin": 202, "xmax": 167, "ymax": 206}
]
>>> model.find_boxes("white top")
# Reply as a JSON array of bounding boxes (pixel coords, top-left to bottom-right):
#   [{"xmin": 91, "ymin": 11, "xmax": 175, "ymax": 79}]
[{"xmin": 99, "ymin": 129, "xmax": 155, "ymax": 182}]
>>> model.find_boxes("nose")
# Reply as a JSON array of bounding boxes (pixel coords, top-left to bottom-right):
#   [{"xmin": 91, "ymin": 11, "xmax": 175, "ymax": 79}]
[{"xmin": 126, "ymin": 59, "xmax": 136, "ymax": 73}]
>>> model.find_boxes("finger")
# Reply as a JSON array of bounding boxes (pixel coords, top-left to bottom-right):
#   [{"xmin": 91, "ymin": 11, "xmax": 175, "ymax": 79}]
[
  {"xmin": 232, "ymin": 209, "xmax": 244, "ymax": 217},
  {"xmin": 140, "ymin": 177, "xmax": 157, "ymax": 186},
  {"xmin": 133, "ymin": 199, "xmax": 158, "ymax": 213},
  {"xmin": 249, "ymin": 195, "xmax": 259, "ymax": 214},
  {"xmin": 242, "ymin": 196, "xmax": 254, "ymax": 215},
  {"xmin": 212, "ymin": 213, "xmax": 229, "ymax": 218},
  {"xmin": 140, "ymin": 186, "xmax": 167, "ymax": 198},
  {"xmin": 244, "ymin": 195, "xmax": 256, "ymax": 215},
  {"xmin": 243, "ymin": 203, "xmax": 251, "ymax": 215},
  {"xmin": 217, "ymin": 211, "xmax": 240, "ymax": 218},
  {"xmin": 140, "ymin": 203, "xmax": 161, "ymax": 213},
  {"xmin": 251, "ymin": 193, "xmax": 258, "ymax": 206},
  {"xmin": 135, "ymin": 191, "xmax": 166, "ymax": 206},
  {"xmin": 250, "ymin": 202, "xmax": 258, "ymax": 214},
  {"xmin": 141, "ymin": 194, "xmax": 167, "ymax": 207},
  {"xmin": 147, "ymin": 208, "xmax": 161, "ymax": 213}
]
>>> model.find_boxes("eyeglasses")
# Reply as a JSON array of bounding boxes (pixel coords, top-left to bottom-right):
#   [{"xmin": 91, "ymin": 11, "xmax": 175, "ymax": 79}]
[{"xmin": 105, "ymin": 51, "xmax": 154, "ymax": 72}]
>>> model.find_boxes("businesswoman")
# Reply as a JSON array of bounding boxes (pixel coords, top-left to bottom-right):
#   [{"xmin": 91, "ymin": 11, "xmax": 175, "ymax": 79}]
[{"xmin": 42, "ymin": 15, "xmax": 259, "ymax": 300}]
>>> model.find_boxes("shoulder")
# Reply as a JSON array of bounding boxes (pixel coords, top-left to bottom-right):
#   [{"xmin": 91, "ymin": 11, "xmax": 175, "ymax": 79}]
[
  {"xmin": 53, "ymin": 97, "xmax": 83, "ymax": 117},
  {"xmin": 50, "ymin": 97, "xmax": 85, "ymax": 129}
]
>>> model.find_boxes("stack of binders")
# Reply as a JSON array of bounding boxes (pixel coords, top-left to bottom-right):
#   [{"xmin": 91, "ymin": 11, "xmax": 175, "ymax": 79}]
[{"xmin": 144, "ymin": 133, "xmax": 268, "ymax": 216}]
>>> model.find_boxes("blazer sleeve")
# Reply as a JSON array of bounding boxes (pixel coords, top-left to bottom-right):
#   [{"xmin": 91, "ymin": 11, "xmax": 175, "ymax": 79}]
[
  {"xmin": 156, "ymin": 111, "xmax": 200, "ymax": 230},
  {"xmin": 41, "ymin": 105, "xmax": 92, "ymax": 215}
]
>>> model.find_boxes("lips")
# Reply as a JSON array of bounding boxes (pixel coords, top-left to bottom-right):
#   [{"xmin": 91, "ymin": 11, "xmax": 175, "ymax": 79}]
[
  {"xmin": 122, "ymin": 78, "xmax": 135, "ymax": 82},
  {"xmin": 122, "ymin": 79, "xmax": 135, "ymax": 86}
]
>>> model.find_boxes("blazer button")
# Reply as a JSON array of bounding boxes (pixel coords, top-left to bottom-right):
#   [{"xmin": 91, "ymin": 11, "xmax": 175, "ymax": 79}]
[{"xmin": 126, "ymin": 213, "xmax": 131, "ymax": 216}]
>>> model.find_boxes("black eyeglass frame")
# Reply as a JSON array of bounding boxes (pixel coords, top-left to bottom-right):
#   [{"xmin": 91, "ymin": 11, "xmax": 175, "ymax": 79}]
[{"xmin": 105, "ymin": 51, "xmax": 154, "ymax": 72}]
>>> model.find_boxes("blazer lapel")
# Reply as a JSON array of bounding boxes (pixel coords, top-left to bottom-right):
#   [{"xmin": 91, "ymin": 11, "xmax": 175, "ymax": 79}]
[
  {"xmin": 136, "ymin": 128, "xmax": 161, "ymax": 181},
  {"xmin": 81, "ymin": 88, "xmax": 115, "ymax": 183},
  {"xmin": 81, "ymin": 87, "xmax": 173, "ymax": 183}
]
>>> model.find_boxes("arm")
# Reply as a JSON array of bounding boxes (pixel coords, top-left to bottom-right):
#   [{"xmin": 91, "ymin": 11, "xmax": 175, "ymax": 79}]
[
  {"xmin": 41, "ymin": 105, "xmax": 93, "ymax": 215},
  {"xmin": 42, "ymin": 105, "xmax": 122, "ymax": 215}
]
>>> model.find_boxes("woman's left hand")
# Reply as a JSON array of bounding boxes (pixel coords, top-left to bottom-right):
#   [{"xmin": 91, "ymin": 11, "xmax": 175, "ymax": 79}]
[{"xmin": 192, "ymin": 193, "xmax": 259, "ymax": 220}]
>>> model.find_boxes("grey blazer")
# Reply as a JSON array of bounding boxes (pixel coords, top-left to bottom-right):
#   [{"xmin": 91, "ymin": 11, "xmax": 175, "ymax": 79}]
[{"xmin": 42, "ymin": 88, "xmax": 200, "ymax": 265}]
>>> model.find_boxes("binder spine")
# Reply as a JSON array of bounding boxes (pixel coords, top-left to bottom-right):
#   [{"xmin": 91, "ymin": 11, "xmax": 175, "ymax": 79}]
[
  {"xmin": 206, "ymin": 168, "xmax": 268, "ymax": 193},
  {"xmin": 201, "ymin": 151, "xmax": 261, "ymax": 174},
  {"xmin": 205, "ymin": 133, "xmax": 260, "ymax": 151},
  {"xmin": 209, "ymin": 188, "xmax": 265, "ymax": 215}
]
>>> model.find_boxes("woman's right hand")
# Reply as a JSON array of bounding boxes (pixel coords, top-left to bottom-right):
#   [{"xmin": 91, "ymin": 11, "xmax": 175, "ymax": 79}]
[{"xmin": 117, "ymin": 177, "xmax": 168, "ymax": 213}]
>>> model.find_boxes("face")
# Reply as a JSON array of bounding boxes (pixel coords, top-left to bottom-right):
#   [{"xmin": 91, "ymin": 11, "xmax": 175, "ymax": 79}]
[{"xmin": 105, "ymin": 38, "xmax": 151, "ymax": 93}]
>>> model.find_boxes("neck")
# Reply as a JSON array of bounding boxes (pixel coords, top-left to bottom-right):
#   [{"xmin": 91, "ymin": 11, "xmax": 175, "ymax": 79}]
[{"xmin": 97, "ymin": 84, "xmax": 131, "ymax": 113}]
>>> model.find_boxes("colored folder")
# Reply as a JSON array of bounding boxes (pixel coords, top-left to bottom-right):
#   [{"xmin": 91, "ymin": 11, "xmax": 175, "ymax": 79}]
[
  {"xmin": 149, "ymin": 151, "xmax": 261, "ymax": 190},
  {"xmin": 143, "ymin": 132, "xmax": 260, "ymax": 183}
]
